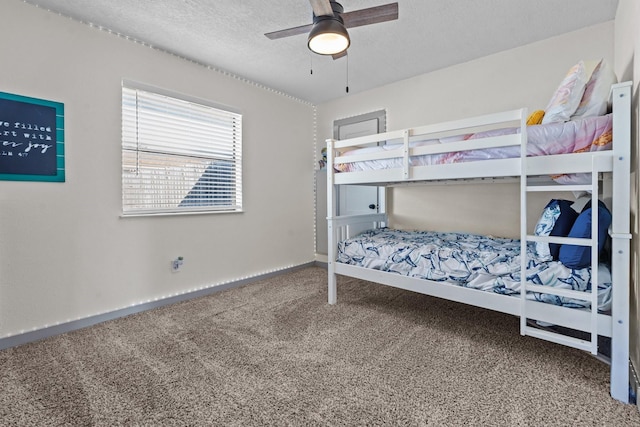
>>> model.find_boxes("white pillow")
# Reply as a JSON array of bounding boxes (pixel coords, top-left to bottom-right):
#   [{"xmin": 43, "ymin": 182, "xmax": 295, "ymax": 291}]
[
  {"xmin": 571, "ymin": 59, "xmax": 618, "ymax": 119},
  {"xmin": 541, "ymin": 61, "xmax": 588, "ymax": 124}
]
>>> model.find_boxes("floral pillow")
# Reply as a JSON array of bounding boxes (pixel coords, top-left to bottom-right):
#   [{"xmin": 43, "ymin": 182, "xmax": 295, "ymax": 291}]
[
  {"xmin": 541, "ymin": 61, "xmax": 588, "ymax": 124},
  {"xmin": 533, "ymin": 199, "xmax": 579, "ymax": 261},
  {"xmin": 533, "ymin": 200, "xmax": 561, "ymax": 261}
]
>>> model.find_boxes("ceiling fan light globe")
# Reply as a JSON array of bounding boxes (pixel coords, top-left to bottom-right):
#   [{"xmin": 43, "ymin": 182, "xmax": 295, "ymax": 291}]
[
  {"xmin": 309, "ymin": 33, "xmax": 349, "ymax": 55},
  {"xmin": 307, "ymin": 19, "xmax": 350, "ymax": 55}
]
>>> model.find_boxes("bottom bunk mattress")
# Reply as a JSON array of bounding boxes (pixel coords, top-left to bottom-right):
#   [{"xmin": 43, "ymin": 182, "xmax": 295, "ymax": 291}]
[{"xmin": 336, "ymin": 228, "xmax": 611, "ymax": 311}]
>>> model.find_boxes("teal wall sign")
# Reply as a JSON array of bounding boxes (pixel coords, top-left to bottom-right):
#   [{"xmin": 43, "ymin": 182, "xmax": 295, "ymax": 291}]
[{"xmin": 0, "ymin": 91, "xmax": 64, "ymax": 182}]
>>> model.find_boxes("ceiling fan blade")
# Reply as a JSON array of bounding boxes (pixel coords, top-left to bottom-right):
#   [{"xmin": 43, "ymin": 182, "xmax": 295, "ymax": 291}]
[
  {"xmin": 332, "ymin": 50, "xmax": 348, "ymax": 60},
  {"xmin": 265, "ymin": 2, "xmax": 398, "ymax": 40},
  {"xmin": 309, "ymin": 0, "xmax": 334, "ymax": 17},
  {"xmin": 342, "ymin": 2, "xmax": 398, "ymax": 29},
  {"xmin": 265, "ymin": 23, "xmax": 313, "ymax": 40},
  {"xmin": 265, "ymin": 0, "xmax": 331, "ymax": 39}
]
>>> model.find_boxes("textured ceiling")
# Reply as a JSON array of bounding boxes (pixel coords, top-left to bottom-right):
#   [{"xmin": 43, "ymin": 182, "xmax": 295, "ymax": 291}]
[{"xmin": 22, "ymin": 0, "xmax": 619, "ymax": 104}]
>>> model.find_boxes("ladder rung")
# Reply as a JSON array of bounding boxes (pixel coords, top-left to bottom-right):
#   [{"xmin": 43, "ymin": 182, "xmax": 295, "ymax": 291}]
[
  {"xmin": 524, "ymin": 326, "xmax": 596, "ymax": 354},
  {"xmin": 525, "ymin": 284, "xmax": 593, "ymax": 301},
  {"xmin": 526, "ymin": 184, "xmax": 593, "ymax": 192},
  {"xmin": 526, "ymin": 235, "xmax": 593, "ymax": 246}
]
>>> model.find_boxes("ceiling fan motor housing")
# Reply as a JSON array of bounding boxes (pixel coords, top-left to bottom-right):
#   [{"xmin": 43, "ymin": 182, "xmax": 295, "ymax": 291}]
[
  {"xmin": 308, "ymin": 1, "xmax": 350, "ymax": 55},
  {"xmin": 313, "ymin": 1, "xmax": 344, "ymax": 21}
]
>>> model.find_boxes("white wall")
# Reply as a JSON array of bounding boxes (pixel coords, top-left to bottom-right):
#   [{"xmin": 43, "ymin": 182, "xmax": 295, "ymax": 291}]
[
  {"xmin": 0, "ymin": 2, "xmax": 315, "ymax": 338},
  {"xmin": 614, "ymin": 0, "xmax": 640, "ymax": 391},
  {"xmin": 317, "ymin": 22, "xmax": 615, "ymax": 238}
]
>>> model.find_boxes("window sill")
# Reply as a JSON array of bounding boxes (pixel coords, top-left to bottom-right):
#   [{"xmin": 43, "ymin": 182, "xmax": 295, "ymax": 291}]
[{"xmin": 120, "ymin": 209, "xmax": 243, "ymax": 218}]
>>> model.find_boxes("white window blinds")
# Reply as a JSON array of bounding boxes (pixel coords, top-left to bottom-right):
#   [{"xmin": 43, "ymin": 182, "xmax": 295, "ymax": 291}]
[{"xmin": 122, "ymin": 84, "xmax": 242, "ymax": 215}]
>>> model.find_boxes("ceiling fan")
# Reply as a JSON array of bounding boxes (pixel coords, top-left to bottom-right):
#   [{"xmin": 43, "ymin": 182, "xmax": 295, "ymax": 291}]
[{"xmin": 265, "ymin": 0, "xmax": 399, "ymax": 59}]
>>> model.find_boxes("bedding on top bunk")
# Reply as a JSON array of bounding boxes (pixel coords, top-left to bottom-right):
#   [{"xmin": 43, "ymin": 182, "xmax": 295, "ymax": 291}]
[
  {"xmin": 334, "ymin": 114, "xmax": 612, "ymax": 182},
  {"xmin": 337, "ymin": 228, "xmax": 611, "ymax": 311}
]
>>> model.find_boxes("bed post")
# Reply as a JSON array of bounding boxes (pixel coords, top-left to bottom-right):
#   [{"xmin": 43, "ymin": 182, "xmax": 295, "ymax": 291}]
[
  {"xmin": 327, "ymin": 138, "xmax": 338, "ymax": 304},
  {"xmin": 519, "ymin": 108, "xmax": 528, "ymax": 337},
  {"xmin": 609, "ymin": 81, "xmax": 632, "ymax": 403}
]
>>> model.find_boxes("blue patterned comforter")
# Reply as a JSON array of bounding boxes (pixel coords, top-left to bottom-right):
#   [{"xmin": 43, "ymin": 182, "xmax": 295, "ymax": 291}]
[{"xmin": 337, "ymin": 228, "xmax": 611, "ymax": 310}]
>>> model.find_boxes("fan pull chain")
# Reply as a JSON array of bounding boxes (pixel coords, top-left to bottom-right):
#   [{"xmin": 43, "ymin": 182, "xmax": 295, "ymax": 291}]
[
  {"xmin": 310, "ymin": 52, "xmax": 313, "ymax": 75},
  {"xmin": 346, "ymin": 54, "xmax": 349, "ymax": 93}
]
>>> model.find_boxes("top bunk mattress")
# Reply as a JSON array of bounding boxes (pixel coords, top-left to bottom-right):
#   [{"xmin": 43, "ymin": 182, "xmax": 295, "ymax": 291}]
[{"xmin": 334, "ymin": 114, "xmax": 612, "ymax": 175}]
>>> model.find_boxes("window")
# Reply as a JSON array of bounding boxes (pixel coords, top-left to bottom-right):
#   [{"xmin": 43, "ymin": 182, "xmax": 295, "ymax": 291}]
[{"xmin": 122, "ymin": 83, "xmax": 242, "ymax": 215}]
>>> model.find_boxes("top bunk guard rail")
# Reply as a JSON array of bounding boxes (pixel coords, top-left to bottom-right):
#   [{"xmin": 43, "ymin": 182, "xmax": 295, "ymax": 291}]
[
  {"xmin": 334, "ymin": 134, "xmax": 523, "ymax": 165},
  {"xmin": 331, "ymin": 108, "xmax": 526, "ymax": 150},
  {"xmin": 327, "ymin": 108, "xmax": 527, "ymax": 184},
  {"xmin": 328, "ymin": 108, "xmax": 528, "ymax": 185}
]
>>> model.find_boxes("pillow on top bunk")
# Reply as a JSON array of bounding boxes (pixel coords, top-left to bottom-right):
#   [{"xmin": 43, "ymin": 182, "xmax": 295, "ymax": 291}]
[
  {"xmin": 533, "ymin": 199, "xmax": 578, "ymax": 261},
  {"xmin": 541, "ymin": 61, "xmax": 588, "ymax": 124},
  {"xmin": 558, "ymin": 200, "xmax": 612, "ymax": 269},
  {"xmin": 571, "ymin": 59, "xmax": 618, "ymax": 119},
  {"xmin": 526, "ymin": 110, "xmax": 545, "ymax": 125}
]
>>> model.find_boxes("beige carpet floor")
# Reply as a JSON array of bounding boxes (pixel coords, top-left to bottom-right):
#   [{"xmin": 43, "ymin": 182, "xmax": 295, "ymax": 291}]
[{"xmin": 1, "ymin": 266, "xmax": 638, "ymax": 426}]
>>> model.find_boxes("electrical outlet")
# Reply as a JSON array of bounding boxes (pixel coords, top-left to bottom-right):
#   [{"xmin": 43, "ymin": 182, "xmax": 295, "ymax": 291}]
[{"xmin": 172, "ymin": 256, "xmax": 184, "ymax": 272}]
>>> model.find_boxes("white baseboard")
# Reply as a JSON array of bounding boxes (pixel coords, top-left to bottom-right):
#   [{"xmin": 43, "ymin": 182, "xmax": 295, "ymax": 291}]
[{"xmin": 0, "ymin": 262, "xmax": 315, "ymax": 351}]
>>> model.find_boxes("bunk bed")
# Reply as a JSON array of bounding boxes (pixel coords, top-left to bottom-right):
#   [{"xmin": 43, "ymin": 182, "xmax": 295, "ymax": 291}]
[{"xmin": 325, "ymin": 80, "xmax": 632, "ymax": 403}]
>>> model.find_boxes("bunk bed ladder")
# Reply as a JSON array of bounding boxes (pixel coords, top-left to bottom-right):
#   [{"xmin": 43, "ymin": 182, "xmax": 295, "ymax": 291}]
[
  {"xmin": 521, "ymin": 82, "xmax": 632, "ymax": 403},
  {"xmin": 520, "ymin": 155, "xmax": 607, "ymax": 355}
]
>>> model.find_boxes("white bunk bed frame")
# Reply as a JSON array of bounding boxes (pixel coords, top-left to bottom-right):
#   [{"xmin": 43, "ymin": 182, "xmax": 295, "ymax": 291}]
[{"xmin": 326, "ymin": 82, "xmax": 632, "ymax": 403}]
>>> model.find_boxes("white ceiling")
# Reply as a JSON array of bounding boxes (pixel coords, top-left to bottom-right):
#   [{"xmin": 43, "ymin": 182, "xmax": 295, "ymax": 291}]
[{"xmin": 22, "ymin": 0, "xmax": 619, "ymax": 104}]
